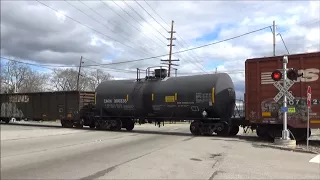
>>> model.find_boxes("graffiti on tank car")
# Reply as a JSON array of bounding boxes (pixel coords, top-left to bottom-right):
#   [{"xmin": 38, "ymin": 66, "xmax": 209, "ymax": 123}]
[
  {"xmin": 8, "ymin": 95, "xmax": 29, "ymax": 103},
  {"xmin": 261, "ymin": 68, "xmax": 319, "ymax": 84}
]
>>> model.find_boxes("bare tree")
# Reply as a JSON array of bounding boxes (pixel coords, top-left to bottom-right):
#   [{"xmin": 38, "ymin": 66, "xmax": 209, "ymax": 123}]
[
  {"xmin": 51, "ymin": 68, "xmax": 79, "ymax": 91},
  {"xmin": 19, "ymin": 70, "xmax": 50, "ymax": 93},
  {"xmin": 1, "ymin": 61, "xmax": 48, "ymax": 93},
  {"xmin": 87, "ymin": 69, "xmax": 113, "ymax": 91},
  {"xmin": 50, "ymin": 68, "xmax": 113, "ymax": 91}
]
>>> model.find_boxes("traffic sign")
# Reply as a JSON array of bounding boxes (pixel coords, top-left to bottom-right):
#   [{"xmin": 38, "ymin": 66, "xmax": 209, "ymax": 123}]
[
  {"xmin": 273, "ymin": 79, "xmax": 295, "ymax": 102},
  {"xmin": 307, "ymin": 86, "xmax": 311, "ymax": 108},
  {"xmin": 288, "ymin": 107, "xmax": 296, "ymax": 113},
  {"xmin": 281, "ymin": 107, "xmax": 288, "ymax": 112}
]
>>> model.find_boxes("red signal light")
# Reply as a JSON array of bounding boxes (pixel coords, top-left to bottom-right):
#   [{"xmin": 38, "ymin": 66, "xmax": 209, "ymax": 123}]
[
  {"xmin": 271, "ymin": 70, "xmax": 282, "ymax": 81},
  {"xmin": 287, "ymin": 68, "xmax": 302, "ymax": 81}
]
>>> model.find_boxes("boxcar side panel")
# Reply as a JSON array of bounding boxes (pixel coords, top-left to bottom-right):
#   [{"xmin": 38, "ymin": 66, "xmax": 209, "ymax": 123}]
[
  {"xmin": 0, "ymin": 91, "xmax": 94, "ymax": 122},
  {"xmin": 245, "ymin": 51, "xmax": 320, "ymax": 129}
]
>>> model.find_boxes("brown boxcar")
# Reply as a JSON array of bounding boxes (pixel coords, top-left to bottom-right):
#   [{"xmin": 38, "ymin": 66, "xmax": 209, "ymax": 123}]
[
  {"xmin": 245, "ymin": 51, "xmax": 320, "ymax": 140},
  {"xmin": 0, "ymin": 91, "xmax": 95, "ymax": 127}
]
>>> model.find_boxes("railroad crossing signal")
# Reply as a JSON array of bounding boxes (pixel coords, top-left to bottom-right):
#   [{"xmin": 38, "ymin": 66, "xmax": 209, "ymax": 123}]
[
  {"xmin": 307, "ymin": 86, "xmax": 312, "ymax": 108},
  {"xmin": 271, "ymin": 70, "xmax": 282, "ymax": 81},
  {"xmin": 287, "ymin": 68, "xmax": 303, "ymax": 81},
  {"xmin": 271, "ymin": 68, "xmax": 303, "ymax": 82},
  {"xmin": 273, "ymin": 79, "xmax": 295, "ymax": 102}
]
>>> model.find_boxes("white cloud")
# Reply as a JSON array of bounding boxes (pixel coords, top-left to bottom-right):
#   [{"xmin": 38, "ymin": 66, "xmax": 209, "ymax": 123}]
[{"xmin": 1, "ymin": 0, "xmax": 319, "ymax": 99}]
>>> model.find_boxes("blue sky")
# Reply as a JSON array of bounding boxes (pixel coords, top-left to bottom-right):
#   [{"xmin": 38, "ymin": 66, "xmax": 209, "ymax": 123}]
[
  {"xmin": 193, "ymin": 25, "xmax": 230, "ymax": 71},
  {"xmin": 1, "ymin": 57, "xmax": 52, "ymax": 73}
]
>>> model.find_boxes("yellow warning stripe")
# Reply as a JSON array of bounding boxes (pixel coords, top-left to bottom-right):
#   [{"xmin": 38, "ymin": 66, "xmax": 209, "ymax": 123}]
[
  {"xmin": 311, "ymin": 120, "xmax": 320, "ymax": 124},
  {"xmin": 211, "ymin": 88, "xmax": 215, "ymax": 103},
  {"xmin": 262, "ymin": 112, "xmax": 271, "ymax": 117}
]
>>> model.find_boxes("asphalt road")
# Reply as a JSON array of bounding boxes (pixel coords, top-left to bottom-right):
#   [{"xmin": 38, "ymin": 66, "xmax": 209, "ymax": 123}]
[{"xmin": 1, "ymin": 123, "xmax": 319, "ymax": 180}]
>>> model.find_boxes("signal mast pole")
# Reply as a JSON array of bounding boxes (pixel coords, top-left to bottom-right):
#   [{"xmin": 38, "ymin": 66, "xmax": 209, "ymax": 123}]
[
  {"xmin": 282, "ymin": 56, "xmax": 290, "ymax": 140},
  {"xmin": 161, "ymin": 20, "xmax": 179, "ymax": 77}
]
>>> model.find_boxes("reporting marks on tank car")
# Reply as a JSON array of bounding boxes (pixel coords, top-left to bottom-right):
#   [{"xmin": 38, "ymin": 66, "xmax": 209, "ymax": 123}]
[
  {"xmin": 261, "ymin": 68, "xmax": 319, "ymax": 85},
  {"xmin": 104, "ymin": 98, "xmax": 128, "ymax": 104}
]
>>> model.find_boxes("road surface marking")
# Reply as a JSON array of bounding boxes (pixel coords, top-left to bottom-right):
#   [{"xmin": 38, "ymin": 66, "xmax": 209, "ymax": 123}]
[
  {"xmin": 309, "ymin": 154, "xmax": 320, "ymax": 164},
  {"xmin": 170, "ymin": 128, "xmax": 180, "ymax": 131}
]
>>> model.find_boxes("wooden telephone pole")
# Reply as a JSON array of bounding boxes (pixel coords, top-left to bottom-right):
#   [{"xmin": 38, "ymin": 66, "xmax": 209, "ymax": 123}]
[
  {"xmin": 76, "ymin": 56, "xmax": 83, "ymax": 91},
  {"xmin": 161, "ymin": 20, "xmax": 179, "ymax": 77}
]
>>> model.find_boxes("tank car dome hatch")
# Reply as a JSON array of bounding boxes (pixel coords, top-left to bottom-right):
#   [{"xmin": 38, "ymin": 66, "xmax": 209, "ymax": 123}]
[{"xmin": 154, "ymin": 69, "xmax": 167, "ymax": 78}]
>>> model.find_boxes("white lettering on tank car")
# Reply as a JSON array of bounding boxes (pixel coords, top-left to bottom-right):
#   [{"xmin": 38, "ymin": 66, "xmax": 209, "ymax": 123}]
[
  {"xmin": 104, "ymin": 99, "xmax": 113, "ymax": 103},
  {"xmin": 261, "ymin": 68, "xmax": 319, "ymax": 84},
  {"xmin": 113, "ymin": 99, "xmax": 127, "ymax": 103}
]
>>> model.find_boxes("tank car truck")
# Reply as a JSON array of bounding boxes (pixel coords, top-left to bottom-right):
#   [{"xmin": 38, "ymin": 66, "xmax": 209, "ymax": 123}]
[
  {"xmin": 92, "ymin": 66, "xmax": 239, "ymax": 136},
  {"xmin": 0, "ymin": 91, "xmax": 95, "ymax": 128},
  {"xmin": 244, "ymin": 51, "xmax": 320, "ymax": 141}
]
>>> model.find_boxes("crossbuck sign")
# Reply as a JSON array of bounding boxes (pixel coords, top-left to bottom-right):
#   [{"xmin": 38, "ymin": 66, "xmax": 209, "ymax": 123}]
[{"xmin": 273, "ymin": 79, "xmax": 295, "ymax": 102}]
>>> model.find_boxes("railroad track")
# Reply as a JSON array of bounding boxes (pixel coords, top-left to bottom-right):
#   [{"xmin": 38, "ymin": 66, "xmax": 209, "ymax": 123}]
[{"xmin": 2, "ymin": 121, "xmax": 319, "ymax": 146}]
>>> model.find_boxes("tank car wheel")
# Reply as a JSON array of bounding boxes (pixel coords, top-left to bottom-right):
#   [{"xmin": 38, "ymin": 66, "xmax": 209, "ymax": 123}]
[
  {"xmin": 75, "ymin": 124, "xmax": 83, "ymax": 128},
  {"xmin": 111, "ymin": 119, "xmax": 122, "ymax": 131},
  {"xmin": 89, "ymin": 120, "xmax": 95, "ymax": 129},
  {"xmin": 125, "ymin": 120, "xmax": 135, "ymax": 131},
  {"xmin": 228, "ymin": 126, "xmax": 239, "ymax": 136},
  {"xmin": 215, "ymin": 121, "xmax": 230, "ymax": 136},
  {"xmin": 95, "ymin": 120, "xmax": 102, "ymax": 130},
  {"xmin": 75, "ymin": 119, "xmax": 84, "ymax": 129},
  {"xmin": 190, "ymin": 121, "xmax": 201, "ymax": 136}
]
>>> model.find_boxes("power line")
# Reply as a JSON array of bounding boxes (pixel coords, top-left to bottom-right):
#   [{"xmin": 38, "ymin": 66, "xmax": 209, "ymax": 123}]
[
  {"xmin": 36, "ymin": 0, "xmax": 158, "ymax": 58},
  {"xmin": 77, "ymin": 0, "xmax": 154, "ymax": 55},
  {"xmin": 0, "ymin": 56, "xmax": 137, "ymax": 74},
  {"xmin": 110, "ymin": 0, "xmax": 167, "ymax": 46},
  {"xmin": 121, "ymin": 0, "xmax": 167, "ymax": 40},
  {"xmin": 136, "ymin": 1, "xmax": 207, "ymax": 72},
  {"xmin": 2, "ymin": 56, "xmax": 246, "ymax": 77},
  {"xmin": 98, "ymin": 0, "xmax": 165, "ymax": 49},
  {"xmin": 2, "ymin": 25, "xmax": 272, "ymax": 69},
  {"xmin": 140, "ymin": 1, "xmax": 209, "ymax": 72},
  {"xmin": 171, "ymin": 26, "xmax": 272, "ymax": 55},
  {"xmin": 78, "ymin": 25, "xmax": 271, "ymax": 67},
  {"xmin": 63, "ymin": 0, "xmax": 150, "ymax": 56}
]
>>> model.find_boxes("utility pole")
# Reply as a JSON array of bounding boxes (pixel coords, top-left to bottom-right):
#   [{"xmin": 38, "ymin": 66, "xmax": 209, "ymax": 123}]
[
  {"xmin": 76, "ymin": 56, "xmax": 83, "ymax": 91},
  {"xmin": 273, "ymin": 20, "xmax": 276, "ymax": 56},
  {"xmin": 161, "ymin": 20, "xmax": 179, "ymax": 77},
  {"xmin": 0, "ymin": 58, "xmax": 2, "ymax": 94}
]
